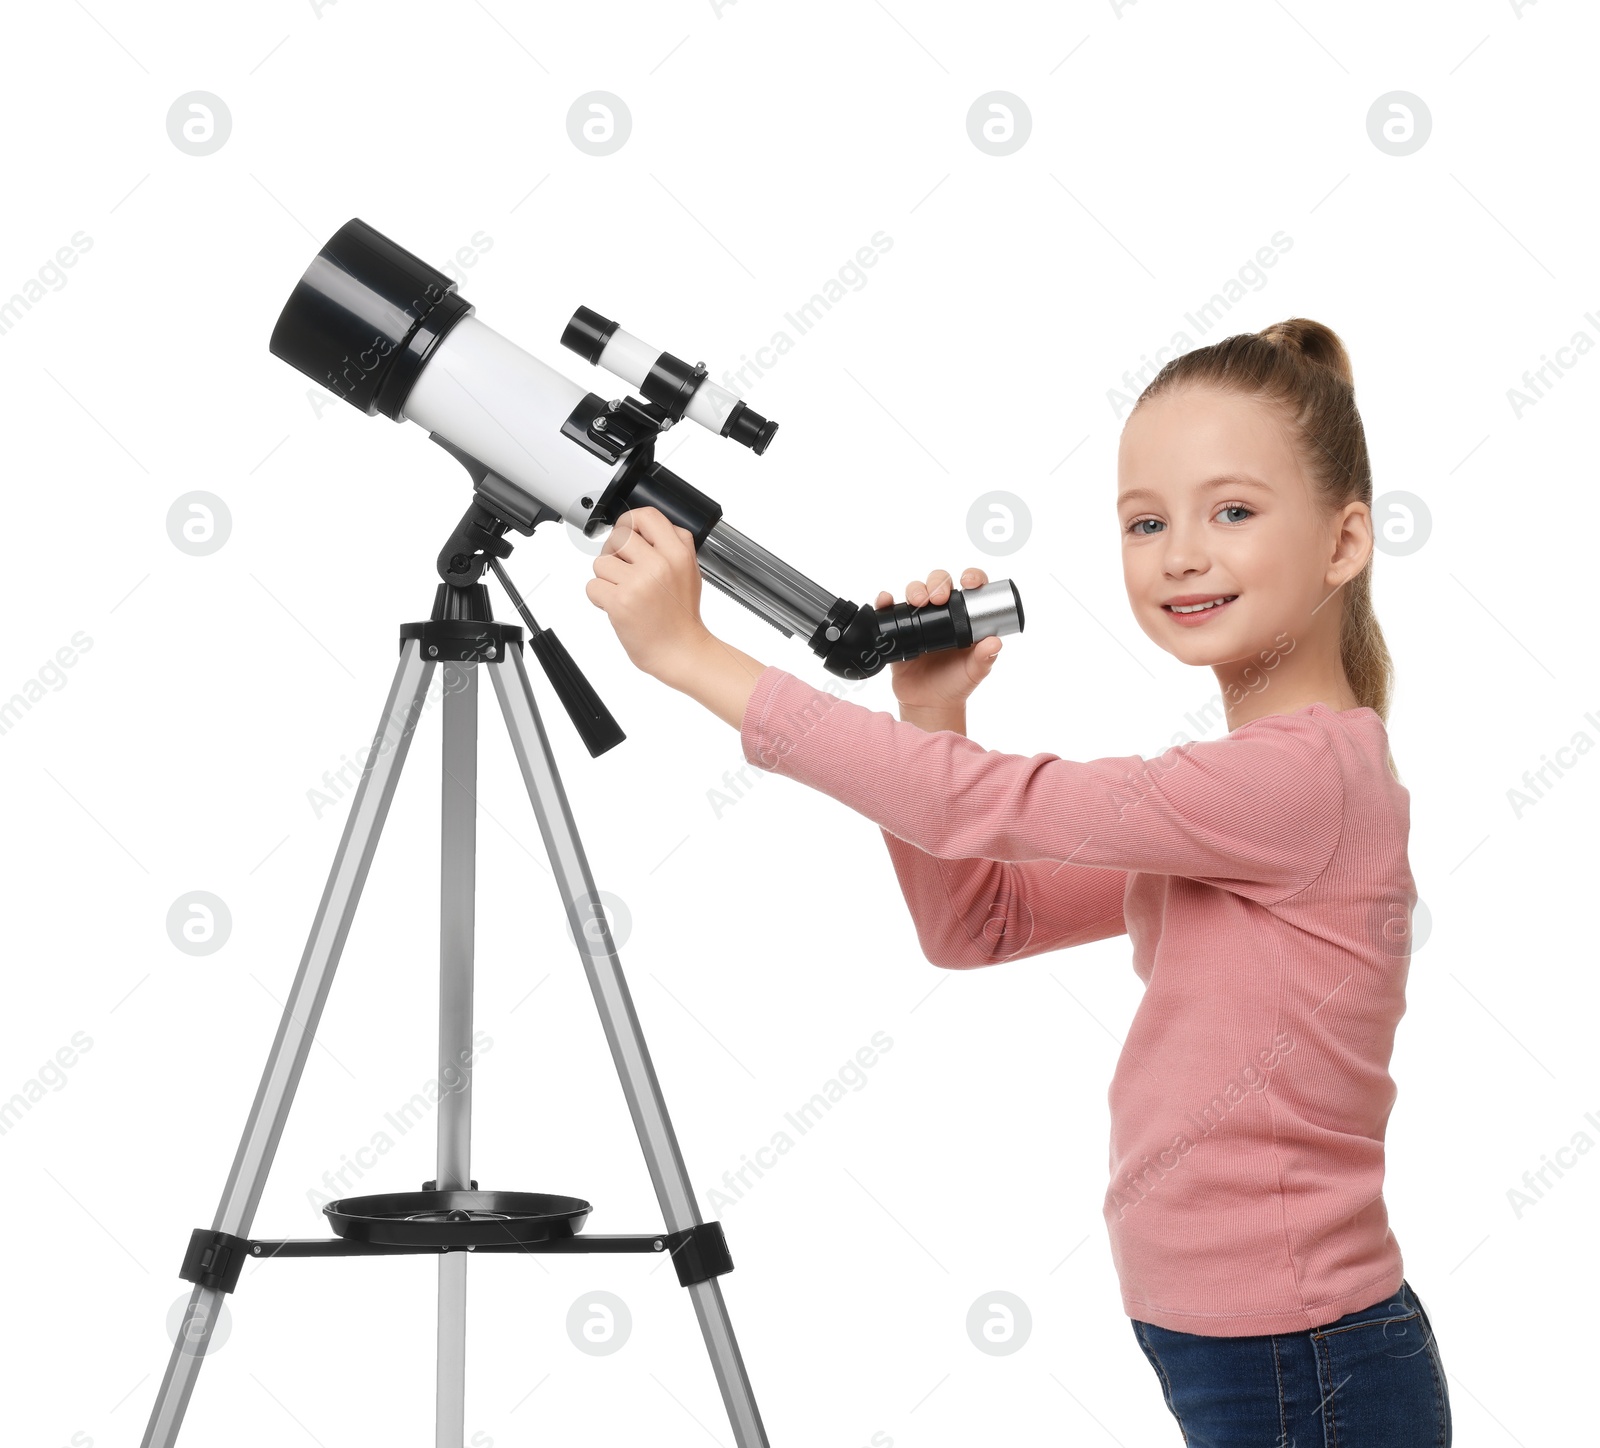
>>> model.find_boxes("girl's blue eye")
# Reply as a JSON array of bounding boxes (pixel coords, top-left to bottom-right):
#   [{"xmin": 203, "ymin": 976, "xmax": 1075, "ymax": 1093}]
[{"xmin": 1124, "ymin": 503, "xmax": 1254, "ymax": 535}]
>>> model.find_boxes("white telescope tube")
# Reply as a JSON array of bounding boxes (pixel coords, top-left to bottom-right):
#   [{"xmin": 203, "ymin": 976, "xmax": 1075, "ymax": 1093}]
[{"xmin": 399, "ymin": 314, "xmax": 620, "ymax": 537}]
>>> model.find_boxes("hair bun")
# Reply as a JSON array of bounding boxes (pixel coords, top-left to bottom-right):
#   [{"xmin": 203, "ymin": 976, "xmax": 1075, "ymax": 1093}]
[{"xmin": 1258, "ymin": 318, "xmax": 1353, "ymax": 386}]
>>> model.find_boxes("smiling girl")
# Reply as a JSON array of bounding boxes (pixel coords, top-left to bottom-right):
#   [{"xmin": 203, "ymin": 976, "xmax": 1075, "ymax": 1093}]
[{"xmin": 586, "ymin": 319, "xmax": 1451, "ymax": 1446}]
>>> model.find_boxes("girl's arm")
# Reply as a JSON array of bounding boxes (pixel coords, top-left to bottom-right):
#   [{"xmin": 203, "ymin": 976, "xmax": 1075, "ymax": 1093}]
[
  {"xmin": 621, "ymin": 530, "xmax": 1127, "ymax": 967},
  {"xmin": 648, "ymin": 625, "xmax": 1127, "ymax": 969},
  {"xmin": 666, "ymin": 642, "xmax": 1129, "ymax": 967},
  {"xmin": 730, "ymin": 663, "xmax": 1345, "ymax": 905}
]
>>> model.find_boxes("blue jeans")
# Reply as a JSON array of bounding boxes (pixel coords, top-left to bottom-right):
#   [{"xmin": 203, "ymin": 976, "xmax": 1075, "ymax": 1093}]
[{"xmin": 1131, "ymin": 1278, "xmax": 1452, "ymax": 1446}]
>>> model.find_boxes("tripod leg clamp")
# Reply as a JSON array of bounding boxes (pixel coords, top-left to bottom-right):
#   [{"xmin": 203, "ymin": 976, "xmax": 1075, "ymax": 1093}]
[
  {"xmin": 179, "ymin": 1228, "xmax": 251, "ymax": 1295},
  {"xmin": 664, "ymin": 1221, "xmax": 733, "ymax": 1287}
]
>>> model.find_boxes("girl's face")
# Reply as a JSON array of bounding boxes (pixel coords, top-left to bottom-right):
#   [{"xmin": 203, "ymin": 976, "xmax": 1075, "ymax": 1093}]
[{"xmin": 1115, "ymin": 384, "xmax": 1366, "ymax": 668}]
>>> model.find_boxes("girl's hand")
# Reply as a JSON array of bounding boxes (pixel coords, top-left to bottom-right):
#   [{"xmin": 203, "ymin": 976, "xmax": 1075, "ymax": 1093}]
[
  {"xmin": 586, "ymin": 506, "xmax": 714, "ymax": 683},
  {"xmin": 875, "ymin": 567, "xmax": 1002, "ymax": 712}
]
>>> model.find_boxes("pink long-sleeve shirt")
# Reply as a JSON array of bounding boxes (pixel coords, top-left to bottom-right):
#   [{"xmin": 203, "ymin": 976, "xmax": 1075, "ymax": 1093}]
[{"xmin": 739, "ymin": 664, "xmax": 1414, "ymax": 1336}]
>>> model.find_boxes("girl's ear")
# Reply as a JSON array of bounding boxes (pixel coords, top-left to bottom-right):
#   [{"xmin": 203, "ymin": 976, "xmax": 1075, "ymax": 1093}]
[{"xmin": 1327, "ymin": 500, "xmax": 1372, "ymax": 584}]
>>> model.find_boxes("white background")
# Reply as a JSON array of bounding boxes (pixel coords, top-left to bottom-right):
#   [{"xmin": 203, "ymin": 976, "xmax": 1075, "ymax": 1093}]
[{"xmin": 1, "ymin": 1, "xmax": 1594, "ymax": 1444}]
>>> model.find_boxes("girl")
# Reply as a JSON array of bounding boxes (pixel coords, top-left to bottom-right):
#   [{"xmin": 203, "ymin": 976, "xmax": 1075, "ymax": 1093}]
[{"xmin": 585, "ymin": 319, "xmax": 1452, "ymax": 1447}]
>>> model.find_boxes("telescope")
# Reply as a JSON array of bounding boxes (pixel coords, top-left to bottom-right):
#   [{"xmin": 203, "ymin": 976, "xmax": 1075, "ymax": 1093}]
[{"xmin": 268, "ymin": 219, "xmax": 1025, "ymax": 746}]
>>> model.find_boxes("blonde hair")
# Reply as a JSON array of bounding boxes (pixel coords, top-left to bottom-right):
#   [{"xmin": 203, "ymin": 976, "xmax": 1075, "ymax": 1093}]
[{"xmin": 1131, "ymin": 319, "xmax": 1399, "ymax": 779}]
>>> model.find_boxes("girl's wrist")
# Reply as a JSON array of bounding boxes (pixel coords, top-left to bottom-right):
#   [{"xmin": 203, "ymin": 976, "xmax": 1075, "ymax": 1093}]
[
  {"xmin": 657, "ymin": 631, "xmax": 768, "ymax": 731},
  {"xmin": 649, "ymin": 630, "xmax": 718, "ymax": 690},
  {"xmin": 898, "ymin": 700, "xmax": 967, "ymax": 735}
]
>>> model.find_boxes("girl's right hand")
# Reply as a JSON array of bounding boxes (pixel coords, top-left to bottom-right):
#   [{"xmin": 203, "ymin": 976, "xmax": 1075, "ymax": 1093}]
[{"xmin": 874, "ymin": 567, "xmax": 1004, "ymax": 713}]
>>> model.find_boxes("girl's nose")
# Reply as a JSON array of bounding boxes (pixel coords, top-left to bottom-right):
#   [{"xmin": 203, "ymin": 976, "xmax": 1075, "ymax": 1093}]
[
  {"xmin": 1161, "ymin": 546, "xmax": 1209, "ymax": 576},
  {"xmin": 1157, "ymin": 526, "xmax": 1210, "ymax": 576}
]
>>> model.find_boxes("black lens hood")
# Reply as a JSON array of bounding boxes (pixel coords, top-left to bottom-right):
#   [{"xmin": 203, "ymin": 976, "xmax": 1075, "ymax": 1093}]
[{"xmin": 269, "ymin": 217, "xmax": 473, "ymax": 419}]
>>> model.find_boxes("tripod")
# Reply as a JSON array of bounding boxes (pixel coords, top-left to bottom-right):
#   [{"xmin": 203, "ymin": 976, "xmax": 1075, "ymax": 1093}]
[{"xmin": 140, "ymin": 552, "xmax": 771, "ymax": 1446}]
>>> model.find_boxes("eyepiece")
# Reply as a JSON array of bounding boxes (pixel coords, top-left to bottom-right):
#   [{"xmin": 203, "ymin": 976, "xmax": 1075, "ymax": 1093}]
[{"xmin": 722, "ymin": 401, "xmax": 778, "ymax": 455}]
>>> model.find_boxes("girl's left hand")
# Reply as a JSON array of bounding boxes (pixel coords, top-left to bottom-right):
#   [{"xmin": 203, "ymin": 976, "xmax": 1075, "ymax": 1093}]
[{"xmin": 586, "ymin": 506, "xmax": 713, "ymax": 683}]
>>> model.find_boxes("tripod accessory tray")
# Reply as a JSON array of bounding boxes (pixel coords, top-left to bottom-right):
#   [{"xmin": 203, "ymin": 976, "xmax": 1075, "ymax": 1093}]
[{"xmin": 325, "ymin": 1188, "xmax": 590, "ymax": 1246}]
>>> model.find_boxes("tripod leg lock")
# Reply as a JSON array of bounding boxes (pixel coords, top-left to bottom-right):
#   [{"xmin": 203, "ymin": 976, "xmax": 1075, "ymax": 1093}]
[
  {"xmin": 178, "ymin": 1228, "xmax": 252, "ymax": 1295},
  {"xmin": 663, "ymin": 1221, "xmax": 734, "ymax": 1288}
]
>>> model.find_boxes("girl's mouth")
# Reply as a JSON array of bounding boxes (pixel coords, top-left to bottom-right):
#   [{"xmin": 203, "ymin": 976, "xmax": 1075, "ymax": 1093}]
[{"xmin": 1162, "ymin": 594, "xmax": 1238, "ymax": 626}]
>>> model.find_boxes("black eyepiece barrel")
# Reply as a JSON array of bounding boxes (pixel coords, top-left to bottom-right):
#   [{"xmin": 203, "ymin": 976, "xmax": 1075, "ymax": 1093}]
[{"xmin": 722, "ymin": 401, "xmax": 778, "ymax": 455}]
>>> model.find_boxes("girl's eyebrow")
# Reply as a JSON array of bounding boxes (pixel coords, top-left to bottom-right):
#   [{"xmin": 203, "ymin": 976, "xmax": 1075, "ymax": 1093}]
[{"xmin": 1117, "ymin": 472, "xmax": 1274, "ymax": 509}]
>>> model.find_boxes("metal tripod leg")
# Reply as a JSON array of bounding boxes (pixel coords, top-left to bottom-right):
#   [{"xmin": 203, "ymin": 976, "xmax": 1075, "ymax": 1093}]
[
  {"xmin": 141, "ymin": 642, "xmax": 436, "ymax": 1448},
  {"xmin": 487, "ymin": 646, "xmax": 771, "ymax": 1448},
  {"xmin": 436, "ymin": 661, "xmax": 477, "ymax": 1448}
]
